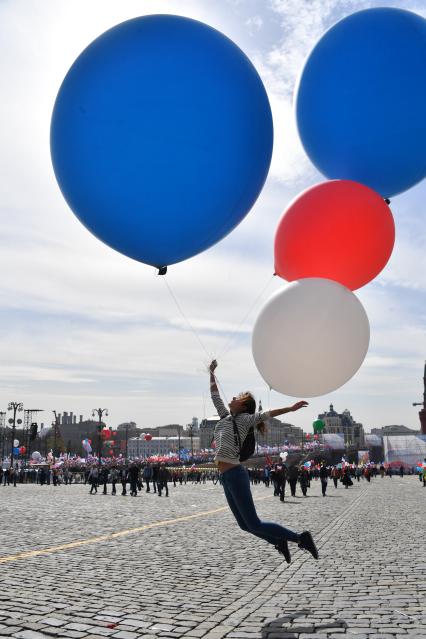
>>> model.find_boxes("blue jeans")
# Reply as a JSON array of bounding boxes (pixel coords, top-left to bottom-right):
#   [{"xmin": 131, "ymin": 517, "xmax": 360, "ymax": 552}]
[{"xmin": 221, "ymin": 465, "xmax": 299, "ymax": 545}]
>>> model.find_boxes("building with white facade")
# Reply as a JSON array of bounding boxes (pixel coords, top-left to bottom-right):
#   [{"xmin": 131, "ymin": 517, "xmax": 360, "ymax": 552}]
[
  {"xmin": 128, "ymin": 435, "xmax": 200, "ymax": 459},
  {"xmin": 318, "ymin": 404, "xmax": 365, "ymax": 448}
]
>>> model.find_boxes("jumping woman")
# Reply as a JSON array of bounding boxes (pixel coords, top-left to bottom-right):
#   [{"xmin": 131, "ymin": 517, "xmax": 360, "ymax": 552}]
[{"xmin": 210, "ymin": 359, "xmax": 318, "ymax": 563}]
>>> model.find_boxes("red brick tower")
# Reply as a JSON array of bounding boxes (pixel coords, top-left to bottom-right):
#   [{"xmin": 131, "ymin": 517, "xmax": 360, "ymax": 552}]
[{"xmin": 413, "ymin": 361, "xmax": 426, "ymax": 435}]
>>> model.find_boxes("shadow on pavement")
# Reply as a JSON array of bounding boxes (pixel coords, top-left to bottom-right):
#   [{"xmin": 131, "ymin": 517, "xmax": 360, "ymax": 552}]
[{"xmin": 260, "ymin": 609, "xmax": 348, "ymax": 638}]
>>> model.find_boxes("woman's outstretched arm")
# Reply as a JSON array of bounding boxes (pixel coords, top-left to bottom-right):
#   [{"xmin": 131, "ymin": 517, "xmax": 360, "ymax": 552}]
[
  {"xmin": 209, "ymin": 360, "xmax": 229, "ymax": 418},
  {"xmin": 268, "ymin": 401, "xmax": 308, "ymax": 418}
]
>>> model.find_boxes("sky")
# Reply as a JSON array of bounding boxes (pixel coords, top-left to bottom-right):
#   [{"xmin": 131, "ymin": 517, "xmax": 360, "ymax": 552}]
[{"xmin": 1, "ymin": 0, "xmax": 425, "ymax": 434}]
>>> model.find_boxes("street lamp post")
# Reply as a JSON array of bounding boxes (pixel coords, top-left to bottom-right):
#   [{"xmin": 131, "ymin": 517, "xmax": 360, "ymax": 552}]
[
  {"xmin": 0, "ymin": 412, "xmax": 6, "ymax": 462},
  {"xmin": 8, "ymin": 402, "xmax": 23, "ymax": 471},
  {"xmin": 125, "ymin": 423, "xmax": 129, "ymax": 462},
  {"xmin": 176, "ymin": 425, "xmax": 182, "ymax": 462},
  {"xmin": 187, "ymin": 423, "xmax": 194, "ymax": 460},
  {"xmin": 52, "ymin": 410, "xmax": 61, "ymax": 459},
  {"xmin": 24, "ymin": 409, "xmax": 43, "ymax": 464},
  {"xmin": 92, "ymin": 408, "xmax": 108, "ymax": 467}
]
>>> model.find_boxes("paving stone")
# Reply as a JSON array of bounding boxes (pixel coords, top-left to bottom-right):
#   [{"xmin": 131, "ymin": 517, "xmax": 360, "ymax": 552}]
[{"xmin": 12, "ymin": 632, "xmax": 52, "ymax": 639}]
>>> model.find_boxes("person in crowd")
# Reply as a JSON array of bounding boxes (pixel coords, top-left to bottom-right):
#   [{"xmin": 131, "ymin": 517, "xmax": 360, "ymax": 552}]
[
  {"xmin": 152, "ymin": 464, "xmax": 159, "ymax": 494},
  {"xmin": 287, "ymin": 464, "xmax": 299, "ymax": 498},
  {"xmin": 142, "ymin": 463, "xmax": 153, "ymax": 492},
  {"xmin": 342, "ymin": 466, "xmax": 353, "ymax": 489},
  {"xmin": 120, "ymin": 466, "xmax": 128, "ymax": 496},
  {"xmin": 101, "ymin": 466, "xmax": 109, "ymax": 495},
  {"xmin": 319, "ymin": 463, "xmax": 328, "ymax": 497},
  {"xmin": 128, "ymin": 463, "xmax": 140, "ymax": 497},
  {"xmin": 209, "ymin": 359, "xmax": 318, "ymax": 565},
  {"xmin": 331, "ymin": 466, "xmax": 340, "ymax": 488},
  {"xmin": 299, "ymin": 466, "xmax": 309, "ymax": 497},
  {"xmin": 110, "ymin": 466, "xmax": 119, "ymax": 495},
  {"xmin": 89, "ymin": 466, "xmax": 99, "ymax": 494},
  {"xmin": 158, "ymin": 463, "xmax": 171, "ymax": 497}
]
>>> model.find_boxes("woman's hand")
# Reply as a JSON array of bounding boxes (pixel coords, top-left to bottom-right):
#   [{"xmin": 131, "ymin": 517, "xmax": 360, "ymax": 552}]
[
  {"xmin": 290, "ymin": 400, "xmax": 308, "ymax": 412},
  {"xmin": 209, "ymin": 359, "xmax": 218, "ymax": 373}
]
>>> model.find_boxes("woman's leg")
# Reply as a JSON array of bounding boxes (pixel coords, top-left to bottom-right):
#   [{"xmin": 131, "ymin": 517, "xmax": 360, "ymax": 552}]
[{"xmin": 222, "ymin": 466, "xmax": 299, "ymax": 545}]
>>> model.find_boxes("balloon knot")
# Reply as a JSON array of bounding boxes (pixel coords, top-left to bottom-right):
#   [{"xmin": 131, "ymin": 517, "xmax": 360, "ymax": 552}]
[
  {"xmin": 157, "ymin": 266, "xmax": 168, "ymax": 276},
  {"xmin": 384, "ymin": 198, "xmax": 391, "ymax": 205}
]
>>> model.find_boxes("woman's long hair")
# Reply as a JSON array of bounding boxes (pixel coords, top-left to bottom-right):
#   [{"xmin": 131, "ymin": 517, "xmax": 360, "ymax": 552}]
[{"xmin": 239, "ymin": 392, "xmax": 266, "ymax": 434}]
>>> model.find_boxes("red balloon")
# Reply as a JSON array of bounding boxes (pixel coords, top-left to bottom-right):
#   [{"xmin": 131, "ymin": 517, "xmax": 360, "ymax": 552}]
[
  {"xmin": 305, "ymin": 433, "xmax": 311, "ymax": 439},
  {"xmin": 274, "ymin": 180, "xmax": 395, "ymax": 290},
  {"xmin": 20, "ymin": 446, "xmax": 26, "ymax": 454},
  {"xmin": 88, "ymin": 439, "xmax": 92, "ymax": 444},
  {"xmin": 144, "ymin": 433, "xmax": 152, "ymax": 441}
]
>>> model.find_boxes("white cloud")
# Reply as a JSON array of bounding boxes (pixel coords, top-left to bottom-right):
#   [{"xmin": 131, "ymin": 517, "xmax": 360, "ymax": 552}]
[{"xmin": 246, "ymin": 15, "xmax": 263, "ymax": 34}]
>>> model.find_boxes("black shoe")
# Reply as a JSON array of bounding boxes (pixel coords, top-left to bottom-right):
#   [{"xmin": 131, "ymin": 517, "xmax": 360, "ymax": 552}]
[
  {"xmin": 275, "ymin": 538, "xmax": 291, "ymax": 564},
  {"xmin": 298, "ymin": 531, "xmax": 318, "ymax": 559}
]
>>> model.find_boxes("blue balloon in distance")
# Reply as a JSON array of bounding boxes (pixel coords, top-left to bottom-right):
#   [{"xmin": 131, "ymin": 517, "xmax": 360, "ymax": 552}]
[
  {"xmin": 295, "ymin": 8, "xmax": 426, "ymax": 198},
  {"xmin": 51, "ymin": 15, "xmax": 273, "ymax": 267}
]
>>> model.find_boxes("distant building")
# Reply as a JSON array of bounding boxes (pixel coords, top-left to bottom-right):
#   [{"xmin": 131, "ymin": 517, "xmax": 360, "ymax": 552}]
[
  {"xmin": 257, "ymin": 417, "xmax": 303, "ymax": 447},
  {"xmin": 52, "ymin": 418, "xmax": 104, "ymax": 454},
  {"xmin": 318, "ymin": 404, "xmax": 365, "ymax": 448},
  {"xmin": 199, "ymin": 416, "xmax": 220, "ymax": 449},
  {"xmin": 128, "ymin": 435, "xmax": 200, "ymax": 459},
  {"xmin": 138, "ymin": 424, "xmax": 185, "ymax": 437},
  {"xmin": 117, "ymin": 421, "xmax": 137, "ymax": 432},
  {"xmin": 199, "ymin": 414, "xmax": 302, "ymax": 450},
  {"xmin": 370, "ymin": 424, "xmax": 419, "ymax": 437}
]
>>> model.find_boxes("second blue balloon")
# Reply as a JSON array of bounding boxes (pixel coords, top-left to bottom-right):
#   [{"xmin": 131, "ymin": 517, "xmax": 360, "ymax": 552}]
[{"xmin": 295, "ymin": 8, "xmax": 426, "ymax": 198}]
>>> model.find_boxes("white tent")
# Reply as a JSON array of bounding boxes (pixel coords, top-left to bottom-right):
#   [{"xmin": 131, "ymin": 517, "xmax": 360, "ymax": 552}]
[
  {"xmin": 383, "ymin": 435, "xmax": 426, "ymax": 467},
  {"xmin": 322, "ymin": 433, "xmax": 345, "ymax": 450}
]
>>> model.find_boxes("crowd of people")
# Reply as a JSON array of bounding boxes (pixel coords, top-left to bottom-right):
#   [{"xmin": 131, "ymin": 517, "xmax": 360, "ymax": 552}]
[{"xmin": 2, "ymin": 459, "xmax": 425, "ymax": 492}]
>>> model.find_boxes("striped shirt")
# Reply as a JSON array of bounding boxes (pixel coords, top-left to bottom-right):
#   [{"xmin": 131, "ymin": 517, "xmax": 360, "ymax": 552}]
[{"xmin": 211, "ymin": 390, "xmax": 269, "ymax": 464}]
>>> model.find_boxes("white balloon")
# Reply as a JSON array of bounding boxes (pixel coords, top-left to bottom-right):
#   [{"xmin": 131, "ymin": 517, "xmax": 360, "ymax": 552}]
[
  {"xmin": 252, "ymin": 278, "xmax": 370, "ymax": 397},
  {"xmin": 13, "ymin": 439, "xmax": 19, "ymax": 447},
  {"xmin": 31, "ymin": 451, "xmax": 41, "ymax": 461}
]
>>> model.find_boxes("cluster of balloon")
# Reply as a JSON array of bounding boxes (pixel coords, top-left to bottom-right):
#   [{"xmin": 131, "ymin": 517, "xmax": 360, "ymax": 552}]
[
  {"xmin": 144, "ymin": 433, "xmax": 153, "ymax": 442},
  {"xmin": 101, "ymin": 429, "xmax": 112, "ymax": 440},
  {"xmin": 253, "ymin": 7, "xmax": 426, "ymax": 398},
  {"xmin": 50, "ymin": 15, "xmax": 273, "ymax": 270}
]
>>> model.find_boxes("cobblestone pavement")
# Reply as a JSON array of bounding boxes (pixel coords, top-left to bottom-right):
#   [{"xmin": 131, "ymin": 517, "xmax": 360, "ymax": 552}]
[{"xmin": 0, "ymin": 475, "xmax": 424, "ymax": 639}]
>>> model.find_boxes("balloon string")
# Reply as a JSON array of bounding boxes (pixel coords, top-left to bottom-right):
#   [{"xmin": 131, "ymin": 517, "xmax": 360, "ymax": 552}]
[
  {"xmin": 161, "ymin": 275, "xmax": 212, "ymax": 364},
  {"xmin": 217, "ymin": 273, "xmax": 275, "ymax": 360}
]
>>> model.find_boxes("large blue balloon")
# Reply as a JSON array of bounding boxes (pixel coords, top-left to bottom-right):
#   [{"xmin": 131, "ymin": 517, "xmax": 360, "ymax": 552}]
[
  {"xmin": 51, "ymin": 15, "xmax": 273, "ymax": 267},
  {"xmin": 295, "ymin": 8, "xmax": 426, "ymax": 198}
]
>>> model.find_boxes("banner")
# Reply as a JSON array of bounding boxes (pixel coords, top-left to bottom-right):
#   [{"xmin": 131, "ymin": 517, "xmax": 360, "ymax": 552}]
[{"xmin": 358, "ymin": 450, "xmax": 369, "ymax": 464}]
